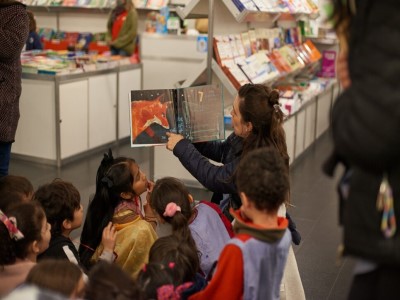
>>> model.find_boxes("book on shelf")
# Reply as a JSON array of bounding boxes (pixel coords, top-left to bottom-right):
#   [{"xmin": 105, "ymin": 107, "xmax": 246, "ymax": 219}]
[
  {"xmin": 130, "ymin": 85, "xmax": 224, "ymax": 147},
  {"xmin": 238, "ymin": 52, "xmax": 279, "ymax": 84},
  {"xmin": 213, "ymin": 36, "xmax": 235, "ymax": 68},
  {"xmin": 248, "ymin": 29, "xmax": 259, "ymax": 55},
  {"xmin": 223, "ymin": 65, "xmax": 251, "ymax": 89},
  {"xmin": 133, "ymin": 0, "xmax": 147, "ymax": 8},
  {"xmin": 62, "ymin": 0, "xmax": 77, "ymax": 6},
  {"xmin": 255, "ymin": 28, "xmax": 270, "ymax": 52},
  {"xmin": 277, "ymin": 45, "xmax": 304, "ymax": 71},
  {"xmin": 240, "ymin": 32, "xmax": 252, "ymax": 57}
]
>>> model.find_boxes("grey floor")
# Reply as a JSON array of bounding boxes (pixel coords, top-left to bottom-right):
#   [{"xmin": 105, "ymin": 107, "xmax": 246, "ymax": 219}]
[{"xmin": 9, "ymin": 133, "xmax": 355, "ymax": 299}]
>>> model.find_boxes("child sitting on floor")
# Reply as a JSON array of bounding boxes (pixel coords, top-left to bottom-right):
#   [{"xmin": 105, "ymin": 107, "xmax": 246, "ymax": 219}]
[
  {"xmin": 79, "ymin": 150, "xmax": 157, "ymax": 277},
  {"xmin": 190, "ymin": 147, "xmax": 292, "ymax": 300},
  {"xmin": 138, "ymin": 235, "xmax": 207, "ymax": 300},
  {"xmin": 0, "ymin": 202, "xmax": 51, "ymax": 297},
  {"xmin": 150, "ymin": 177, "xmax": 233, "ymax": 277},
  {"xmin": 36, "ymin": 179, "xmax": 116, "ymax": 268}
]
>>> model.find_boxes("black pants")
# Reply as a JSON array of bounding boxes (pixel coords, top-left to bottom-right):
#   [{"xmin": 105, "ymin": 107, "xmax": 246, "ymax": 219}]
[{"xmin": 348, "ymin": 266, "xmax": 400, "ymax": 300}]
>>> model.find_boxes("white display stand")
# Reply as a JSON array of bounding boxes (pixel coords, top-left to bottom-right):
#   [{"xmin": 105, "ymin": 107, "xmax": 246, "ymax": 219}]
[{"xmin": 13, "ymin": 64, "xmax": 142, "ymax": 167}]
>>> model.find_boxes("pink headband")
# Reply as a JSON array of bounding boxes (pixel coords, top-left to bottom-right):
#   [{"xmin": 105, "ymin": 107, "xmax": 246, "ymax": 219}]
[
  {"xmin": 163, "ymin": 202, "xmax": 181, "ymax": 217},
  {"xmin": 0, "ymin": 209, "xmax": 24, "ymax": 241}
]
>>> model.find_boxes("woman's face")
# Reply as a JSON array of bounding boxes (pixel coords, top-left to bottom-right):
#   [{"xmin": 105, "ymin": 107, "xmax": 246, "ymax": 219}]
[
  {"xmin": 231, "ymin": 96, "xmax": 251, "ymax": 138},
  {"xmin": 130, "ymin": 163, "xmax": 148, "ymax": 196}
]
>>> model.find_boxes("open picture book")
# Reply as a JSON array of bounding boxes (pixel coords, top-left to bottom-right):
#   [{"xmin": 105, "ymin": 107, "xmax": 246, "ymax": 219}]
[{"xmin": 130, "ymin": 85, "xmax": 224, "ymax": 147}]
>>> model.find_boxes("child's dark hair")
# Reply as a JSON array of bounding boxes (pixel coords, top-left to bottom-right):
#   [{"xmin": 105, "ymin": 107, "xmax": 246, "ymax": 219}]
[
  {"xmin": 34, "ymin": 179, "xmax": 81, "ymax": 236},
  {"xmin": 0, "ymin": 175, "xmax": 34, "ymax": 211},
  {"xmin": 137, "ymin": 262, "xmax": 175, "ymax": 299},
  {"xmin": 236, "ymin": 147, "xmax": 289, "ymax": 212},
  {"xmin": 0, "ymin": 201, "xmax": 46, "ymax": 266},
  {"xmin": 86, "ymin": 261, "xmax": 143, "ymax": 300},
  {"xmin": 150, "ymin": 177, "xmax": 197, "ymax": 250},
  {"xmin": 149, "ymin": 235, "xmax": 199, "ymax": 284},
  {"xmin": 79, "ymin": 150, "xmax": 137, "ymax": 270},
  {"xmin": 238, "ymin": 84, "xmax": 289, "ymax": 168},
  {"xmin": 26, "ymin": 259, "xmax": 83, "ymax": 298}
]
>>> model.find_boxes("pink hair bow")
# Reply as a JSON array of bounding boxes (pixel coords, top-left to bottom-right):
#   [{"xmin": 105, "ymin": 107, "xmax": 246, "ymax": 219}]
[
  {"xmin": 0, "ymin": 209, "xmax": 24, "ymax": 241},
  {"xmin": 163, "ymin": 202, "xmax": 181, "ymax": 217},
  {"xmin": 157, "ymin": 282, "xmax": 193, "ymax": 300}
]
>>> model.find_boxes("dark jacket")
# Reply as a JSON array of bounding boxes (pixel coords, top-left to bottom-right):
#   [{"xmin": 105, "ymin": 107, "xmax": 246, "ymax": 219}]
[
  {"xmin": 330, "ymin": 0, "xmax": 400, "ymax": 264},
  {"xmin": 173, "ymin": 133, "xmax": 243, "ymax": 216},
  {"xmin": 38, "ymin": 234, "xmax": 80, "ymax": 265},
  {"xmin": 0, "ymin": 1, "xmax": 29, "ymax": 143}
]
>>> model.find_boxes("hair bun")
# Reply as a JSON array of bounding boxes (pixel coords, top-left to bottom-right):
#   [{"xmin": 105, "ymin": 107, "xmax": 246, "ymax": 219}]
[{"xmin": 268, "ymin": 89, "xmax": 280, "ymax": 105}]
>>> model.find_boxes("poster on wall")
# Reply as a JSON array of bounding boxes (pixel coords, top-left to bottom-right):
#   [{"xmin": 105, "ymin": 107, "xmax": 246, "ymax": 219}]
[{"xmin": 129, "ymin": 85, "xmax": 224, "ymax": 147}]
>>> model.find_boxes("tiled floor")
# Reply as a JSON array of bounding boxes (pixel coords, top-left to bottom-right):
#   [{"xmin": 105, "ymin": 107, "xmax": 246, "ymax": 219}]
[{"xmin": 9, "ymin": 133, "xmax": 355, "ymax": 299}]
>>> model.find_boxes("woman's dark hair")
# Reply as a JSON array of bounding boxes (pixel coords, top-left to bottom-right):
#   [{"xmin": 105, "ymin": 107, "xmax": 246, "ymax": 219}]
[
  {"xmin": 0, "ymin": 201, "xmax": 45, "ymax": 266},
  {"xmin": 27, "ymin": 11, "xmax": 37, "ymax": 33},
  {"xmin": 238, "ymin": 84, "xmax": 289, "ymax": 168},
  {"xmin": 86, "ymin": 261, "xmax": 143, "ymax": 300},
  {"xmin": 331, "ymin": 0, "xmax": 356, "ymax": 43},
  {"xmin": 236, "ymin": 148, "xmax": 289, "ymax": 212},
  {"xmin": 137, "ymin": 262, "xmax": 175, "ymax": 299},
  {"xmin": 150, "ymin": 177, "xmax": 198, "ymax": 253},
  {"xmin": 34, "ymin": 179, "xmax": 81, "ymax": 236},
  {"xmin": 26, "ymin": 259, "xmax": 83, "ymax": 298},
  {"xmin": 79, "ymin": 150, "xmax": 137, "ymax": 270},
  {"xmin": 149, "ymin": 235, "xmax": 199, "ymax": 284}
]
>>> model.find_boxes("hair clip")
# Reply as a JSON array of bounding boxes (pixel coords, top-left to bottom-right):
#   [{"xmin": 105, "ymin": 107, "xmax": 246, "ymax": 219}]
[
  {"xmin": 0, "ymin": 209, "xmax": 24, "ymax": 241},
  {"xmin": 142, "ymin": 264, "xmax": 147, "ymax": 272},
  {"xmin": 163, "ymin": 203, "xmax": 181, "ymax": 217},
  {"xmin": 101, "ymin": 176, "xmax": 113, "ymax": 188},
  {"xmin": 168, "ymin": 262, "xmax": 175, "ymax": 269},
  {"xmin": 273, "ymin": 104, "xmax": 281, "ymax": 113}
]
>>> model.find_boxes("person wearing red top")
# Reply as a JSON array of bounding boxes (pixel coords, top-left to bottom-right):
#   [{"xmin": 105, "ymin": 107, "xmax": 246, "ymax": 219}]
[
  {"xmin": 107, "ymin": 0, "xmax": 138, "ymax": 56},
  {"xmin": 190, "ymin": 148, "xmax": 291, "ymax": 300}
]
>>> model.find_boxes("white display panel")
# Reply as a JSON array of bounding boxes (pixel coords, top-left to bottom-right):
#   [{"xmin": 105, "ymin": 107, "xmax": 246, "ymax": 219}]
[
  {"xmin": 60, "ymin": 80, "xmax": 89, "ymax": 159},
  {"xmin": 118, "ymin": 68, "xmax": 142, "ymax": 139},
  {"xmin": 13, "ymin": 79, "xmax": 57, "ymax": 160},
  {"xmin": 88, "ymin": 74, "xmax": 117, "ymax": 149}
]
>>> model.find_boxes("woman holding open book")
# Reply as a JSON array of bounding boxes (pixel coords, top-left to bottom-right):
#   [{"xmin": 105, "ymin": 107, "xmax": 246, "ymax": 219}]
[{"xmin": 166, "ymin": 85, "xmax": 288, "ymax": 215}]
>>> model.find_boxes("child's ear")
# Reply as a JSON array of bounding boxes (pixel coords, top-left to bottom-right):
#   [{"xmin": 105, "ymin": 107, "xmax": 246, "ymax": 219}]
[
  {"xmin": 120, "ymin": 192, "xmax": 133, "ymax": 200},
  {"xmin": 31, "ymin": 240, "xmax": 40, "ymax": 255},
  {"xmin": 63, "ymin": 219, "xmax": 72, "ymax": 230},
  {"xmin": 188, "ymin": 194, "xmax": 194, "ymax": 203},
  {"xmin": 240, "ymin": 192, "xmax": 251, "ymax": 208}
]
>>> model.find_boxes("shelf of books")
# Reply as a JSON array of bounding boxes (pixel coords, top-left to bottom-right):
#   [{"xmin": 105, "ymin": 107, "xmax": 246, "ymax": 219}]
[
  {"xmin": 222, "ymin": 0, "xmax": 319, "ymax": 23},
  {"xmin": 23, "ymin": 0, "xmax": 174, "ymax": 12},
  {"xmin": 213, "ymin": 27, "xmax": 322, "ymax": 89}
]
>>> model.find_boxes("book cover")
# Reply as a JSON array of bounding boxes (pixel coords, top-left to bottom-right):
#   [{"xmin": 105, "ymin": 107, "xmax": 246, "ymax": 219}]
[
  {"xmin": 317, "ymin": 50, "xmax": 336, "ymax": 78},
  {"xmin": 248, "ymin": 29, "xmax": 258, "ymax": 54},
  {"xmin": 130, "ymin": 85, "xmax": 224, "ymax": 147},
  {"xmin": 255, "ymin": 28, "xmax": 269, "ymax": 52},
  {"xmin": 240, "ymin": 32, "xmax": 252, "ymax": 57}
]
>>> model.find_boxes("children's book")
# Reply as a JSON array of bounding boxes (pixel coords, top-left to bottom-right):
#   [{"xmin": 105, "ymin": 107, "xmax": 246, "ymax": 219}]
[{"xmin": 130, "ymin": 85, "xmax": 224, "ymax": 147}]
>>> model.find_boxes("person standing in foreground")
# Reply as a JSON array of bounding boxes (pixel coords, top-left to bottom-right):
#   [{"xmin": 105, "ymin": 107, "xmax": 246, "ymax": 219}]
[
  {"xmin": 0, "ymin": 0, "xmax": 29, "ymax": 177},
  {"xmin": 189, "ymin": 147, "xmax": 291, "ymax": 300},
  {"xmin": 326, "ymin": 0, "xmax": 400, "ymax": 298}
]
